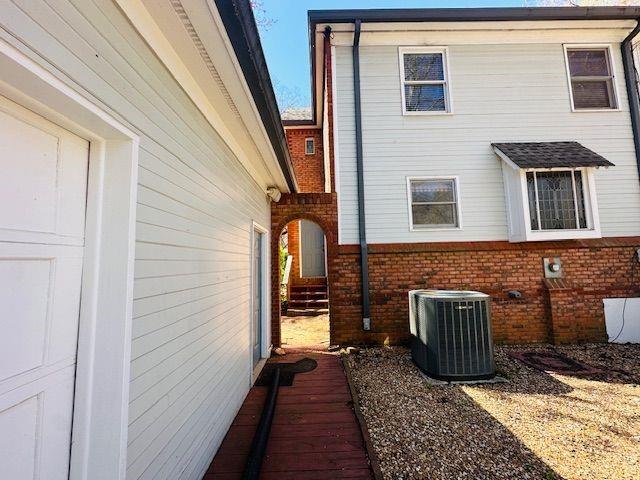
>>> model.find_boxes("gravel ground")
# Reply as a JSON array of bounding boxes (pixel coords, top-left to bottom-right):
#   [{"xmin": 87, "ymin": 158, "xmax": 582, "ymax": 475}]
[
  {"xmin": 347, "ymin": 344, "xmax": 640, "ymax": 480},
  {"xmin": 280, "ymin": 314, "xmax": 329, "ymax": 347}
]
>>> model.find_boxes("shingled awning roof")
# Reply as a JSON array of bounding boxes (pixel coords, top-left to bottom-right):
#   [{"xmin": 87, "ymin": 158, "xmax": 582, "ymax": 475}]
[{"xmin": 492, "ymin": 142, "xmax": 615, "ymax": 169}]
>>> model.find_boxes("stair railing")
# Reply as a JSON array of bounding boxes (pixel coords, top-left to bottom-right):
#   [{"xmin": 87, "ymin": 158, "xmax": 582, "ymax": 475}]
[{"xmin": 281, "ymin": 254, "xmax": 293, "ymax": 302}]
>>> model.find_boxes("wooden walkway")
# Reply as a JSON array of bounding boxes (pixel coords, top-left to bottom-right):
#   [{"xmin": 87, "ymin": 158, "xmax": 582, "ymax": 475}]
[{"xmin": 205, "ymin": 349, "xmax": 373, "ymax": 479}]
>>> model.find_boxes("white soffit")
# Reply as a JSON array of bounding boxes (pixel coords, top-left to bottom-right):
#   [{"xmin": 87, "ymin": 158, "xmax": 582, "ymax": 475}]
[{"xmin": 118, "ymin": 0, "xmax": 290, "ymax": 192}]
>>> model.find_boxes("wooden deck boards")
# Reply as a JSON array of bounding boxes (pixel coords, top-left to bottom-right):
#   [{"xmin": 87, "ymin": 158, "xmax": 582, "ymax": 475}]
[{"xmin": 205, "ymin": 352, "xmax": 373, "ymax": 479}]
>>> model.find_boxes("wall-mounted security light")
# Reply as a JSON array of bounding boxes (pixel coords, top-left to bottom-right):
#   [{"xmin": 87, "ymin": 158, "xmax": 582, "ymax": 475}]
[{"xmin": 266, "ymin": 187, "xmax": 281, "ymax": 202}]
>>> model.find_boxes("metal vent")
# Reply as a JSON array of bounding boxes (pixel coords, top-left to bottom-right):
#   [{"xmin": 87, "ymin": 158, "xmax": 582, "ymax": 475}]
[{"xmin": 409, "ymin": 290, "xmax": 495, "ymax": 380}]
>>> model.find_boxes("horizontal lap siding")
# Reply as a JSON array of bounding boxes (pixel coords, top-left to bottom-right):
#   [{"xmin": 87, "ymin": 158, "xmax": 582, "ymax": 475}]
[
  {"xmin": 1, "ymin": 1, "xmax": 268, "ymax": 479},
  {"xmin": 335, "ymin": 43, "xmax": 640, "ymax": 244}
]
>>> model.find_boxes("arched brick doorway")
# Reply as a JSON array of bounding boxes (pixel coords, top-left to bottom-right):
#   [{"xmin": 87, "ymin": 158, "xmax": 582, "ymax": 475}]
[{"xmin": 271, "ymin": 193, "xmax": 338, "ymax": 347}]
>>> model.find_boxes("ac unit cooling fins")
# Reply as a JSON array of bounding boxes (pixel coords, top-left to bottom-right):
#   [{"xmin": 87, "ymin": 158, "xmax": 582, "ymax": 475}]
[{"xmin": 409, "ymin": 290, "xmax": 495, "ymax": 381}]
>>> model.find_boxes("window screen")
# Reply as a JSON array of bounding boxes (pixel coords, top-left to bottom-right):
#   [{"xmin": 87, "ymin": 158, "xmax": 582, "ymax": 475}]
[
  {"xmin": 566, "ymin": 48, "xmax": 617, "ymax": 110},
  {"xmin": 409, "ymin": 179, "xmax": 459, "ymax": 228},
  {"xmin": 401, "ymin": 51, "xmax": 449, "ymax": 113},
  {"xmin": 526, "ymin": 170, "xmax": 587, "ymax": 231}
]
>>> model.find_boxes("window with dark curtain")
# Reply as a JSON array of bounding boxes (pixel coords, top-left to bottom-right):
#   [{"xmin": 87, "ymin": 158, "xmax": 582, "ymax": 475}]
[{"xmin": 567, "ymin": 48, "xmax": 617, "ymax": 110}]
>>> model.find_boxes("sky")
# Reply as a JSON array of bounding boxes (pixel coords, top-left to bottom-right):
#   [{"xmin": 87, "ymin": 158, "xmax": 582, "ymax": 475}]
[{"xmin": 258, "ymin": 0, "xmax": 530, "ymax": 110}]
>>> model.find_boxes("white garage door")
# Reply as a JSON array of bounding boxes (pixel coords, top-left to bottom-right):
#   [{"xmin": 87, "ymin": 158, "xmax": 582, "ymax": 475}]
[{"xmin": 0, "ymin": 95, "xmax": 89, "ymax": 479}]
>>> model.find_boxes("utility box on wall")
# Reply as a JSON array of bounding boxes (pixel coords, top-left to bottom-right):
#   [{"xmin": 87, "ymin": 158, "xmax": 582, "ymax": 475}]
[
  {"xmin": 543, "ymin": 257, "xmax": 563, "ymax": 278},
  {"xmin": 604, "ymin": 298, "xmax": 640, "ymax": 343}
]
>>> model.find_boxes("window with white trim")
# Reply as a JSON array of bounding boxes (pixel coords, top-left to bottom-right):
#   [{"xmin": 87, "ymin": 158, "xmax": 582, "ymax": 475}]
[
  {"xmin": 526, "ymin": 170, "xmax": 588, "ymax": 231},
  {"xmin": 408, "ymin": 178, "xmax": 460, "ymax": 229},
  {"xmin": 305, "ymin": 137, "xmax": 315, "ymax": 155},
  {"xmin": 400, "ymin": 48, "xmax": 450, "ymax": 114},
  {"xmin": 565, "ymin": 46, "xmax": 618, "ymax": 110}
]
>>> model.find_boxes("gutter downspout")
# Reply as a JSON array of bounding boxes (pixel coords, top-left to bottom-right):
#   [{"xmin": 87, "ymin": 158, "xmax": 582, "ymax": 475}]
[
  {"xmin": 622, "ymin": 20, "xmax": 640, "ymax": 184},
  {"xmin": 352, "ymin": 19, "xmax": 371, "ymax": 331}
]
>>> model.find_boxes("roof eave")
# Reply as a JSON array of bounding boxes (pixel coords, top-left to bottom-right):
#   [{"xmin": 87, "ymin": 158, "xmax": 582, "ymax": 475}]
[
  {"xmin": 306, "ymin": 7, "xmax": 640, "ymax": 136},
  {"xmin": 215, "ymin": 0, "xmax": 298, "ymax": 192},
  {"xmin": 308, "ymin": 6, "xmax": 640, "ymax": 25}
]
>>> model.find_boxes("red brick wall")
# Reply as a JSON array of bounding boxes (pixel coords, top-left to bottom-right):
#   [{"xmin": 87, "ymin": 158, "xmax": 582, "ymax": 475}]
[
  {"xmin": 324, "ymin": 32, "xmax": 336, "ymax": 192},
  {"xmin": 273, "ymin": 32, "xmax": 639, "ymax": 348},
  {"xmin": 271, "ymin": 192, "xmax": 640, "ymax": 347},
  {"xmin": 285, "ymin": 128, "xmax": 324, "ymax": 193},
  {"xmin": 332, "ymin": 239, "xmax": 640, "ymax": 346},
  {"xmin": 285, "ymin": 220, "xmax": 300, "ymax": 284},
  {"xmin": 271, "ymin": 193, "xmax": 338, "ymax": 346}
]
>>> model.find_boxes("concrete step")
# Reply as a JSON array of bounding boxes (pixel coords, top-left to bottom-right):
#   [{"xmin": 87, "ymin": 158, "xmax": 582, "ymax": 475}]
[
  {"xmin": 286, "ymin": 308, "xmax": 329, "ymax": 317},
  {"xmin": 288, "ymin": 298, "xmax": 329, "ymax": 308},
  {"xmin": 290, "ymin": 291, "xmax": 327, "ymax": 300}
]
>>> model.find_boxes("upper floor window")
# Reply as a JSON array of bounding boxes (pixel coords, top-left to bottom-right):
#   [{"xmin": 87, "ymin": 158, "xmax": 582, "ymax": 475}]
[
  {"xmin": 399, "ymin": 47, "xmax": 451, "ymax": 115},
  {"xmin": 565, "ymin": 46, "xmax": 618, "ymax": 111},
  {"xmin": 305, "ymin": 137, "xmax": 315, "ymax": 155},
  {"xmin": 407, "ymin": 177, "xmax": 461, "ymax": 230}
]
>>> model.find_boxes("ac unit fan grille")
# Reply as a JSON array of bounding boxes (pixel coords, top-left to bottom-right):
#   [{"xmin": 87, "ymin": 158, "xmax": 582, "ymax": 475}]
[{"xmin": 410, "ymin": 290, "xmax": 495, "ymax": 380}]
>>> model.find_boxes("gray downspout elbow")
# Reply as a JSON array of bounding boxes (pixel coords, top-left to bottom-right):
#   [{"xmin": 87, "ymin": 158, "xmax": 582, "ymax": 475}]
[
  {"xmin": 352, "ymin": 19, "xmax": 371, "ymax": 331},
  {"xmin": 622, "ymin": 20, "xmax": 640, "ymax": 183}
]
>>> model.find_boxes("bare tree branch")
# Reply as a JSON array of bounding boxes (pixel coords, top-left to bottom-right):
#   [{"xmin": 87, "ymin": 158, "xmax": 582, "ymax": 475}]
[
  {"xmin": 250, "ymin": 0, "xmax": 276, "ymax": 30},
  {"xmin": 524, "ymin": 0, "xmax": 640, "ymax": 6}
]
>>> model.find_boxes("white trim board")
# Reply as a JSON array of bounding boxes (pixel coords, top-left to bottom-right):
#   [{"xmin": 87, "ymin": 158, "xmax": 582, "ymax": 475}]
[
  {"xmin": 250, "ymin": 221, "xmax": 270, "ymax": 385},
  {"xmin": 562, "ymin": 43, "xmax": 622, "ymax": 113},
  {"xmin": 0, "ymin": 38, "xmax": 138, "ymax": 480},
  {"xmin": 331, "ymin": 45, "xmax": 343, "ymax": 245},
  {"xmin": 406, "ymin": 176, "xmax": 463, "ymax": 232},
  {"xmin": 398, "ymin": 46, "xmax": 453, "ymax": 116}
]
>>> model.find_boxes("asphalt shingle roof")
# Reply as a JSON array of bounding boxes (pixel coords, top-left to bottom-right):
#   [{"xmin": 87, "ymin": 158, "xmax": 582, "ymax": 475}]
[
  {"xmin": 492, "ymin": 142, "xmax": 615, "ymax": 169},
  {"xmin": 281, "ymin": 107, "xmax": 312, "ymax": 121}
]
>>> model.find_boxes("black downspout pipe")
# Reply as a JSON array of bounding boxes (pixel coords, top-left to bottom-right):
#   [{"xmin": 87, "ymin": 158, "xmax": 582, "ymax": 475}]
[
  {"xmin": 242, "ymin": 368, "xmax": 280, "ymax": 480},
  {"xmin": 352, "ymin": 19, "xmax": 371, "ymax": 331},
  {"xmin": 622, "ymin": 20, "xmax": 640, "ymax": 184}
]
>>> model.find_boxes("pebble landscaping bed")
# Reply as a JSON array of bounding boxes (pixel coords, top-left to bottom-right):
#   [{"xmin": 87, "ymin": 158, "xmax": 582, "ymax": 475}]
[{"xmin": 346, "ymin": 344, "xmax": 640, "ymax": 480}]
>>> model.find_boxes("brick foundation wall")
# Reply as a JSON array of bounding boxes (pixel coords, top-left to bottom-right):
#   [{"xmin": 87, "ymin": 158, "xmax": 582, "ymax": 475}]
[
  {"xmin": 333, "ymin": 239, "xmax": 640, "ymax": 346},
  {"xmin": 284, "ymin": 128, "xmax": 324, "ymax": 193}
]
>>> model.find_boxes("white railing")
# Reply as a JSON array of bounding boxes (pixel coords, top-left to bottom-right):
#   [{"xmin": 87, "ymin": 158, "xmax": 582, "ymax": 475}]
[{"xmin": 281, "ymin": 255, "xmax": 293, "ymax": 301}]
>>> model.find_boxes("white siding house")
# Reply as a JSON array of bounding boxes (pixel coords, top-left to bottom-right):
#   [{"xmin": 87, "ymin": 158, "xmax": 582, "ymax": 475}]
[
  {"xmin": 332, "ymin": 21, "xmax": 640, "ymax": 244},
  {"xmin": 0, "ymin": 1, "xmax": 293, "ymax": 479}
]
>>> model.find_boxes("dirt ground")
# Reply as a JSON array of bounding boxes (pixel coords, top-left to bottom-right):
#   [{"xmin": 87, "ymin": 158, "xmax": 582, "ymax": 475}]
[
  {"xmin": 347, "ymin": 344, "xmax": 640, "ymax": 480},
  {"xmin": 280, "ymin": 314, "xmax": 330, "ymax": 347}
]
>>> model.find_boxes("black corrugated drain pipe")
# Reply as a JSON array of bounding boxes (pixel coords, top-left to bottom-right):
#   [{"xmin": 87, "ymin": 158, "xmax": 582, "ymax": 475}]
[
  {"xmin": 352, "ymin": 19, "xmax": 371, "ymax": 331},
  {"xmin": 622, "ymin": 19, "xmax": 640, "ymax": 184},
  {"xmin": 242, "ymin": 367, "xmax": 280, "ymax": 480}
]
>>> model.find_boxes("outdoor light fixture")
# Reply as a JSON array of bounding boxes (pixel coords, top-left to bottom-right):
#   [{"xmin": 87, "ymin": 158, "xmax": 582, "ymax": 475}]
[{"xmin": 266, "ymin": 186, "xmax": 281, "ymax": 202}]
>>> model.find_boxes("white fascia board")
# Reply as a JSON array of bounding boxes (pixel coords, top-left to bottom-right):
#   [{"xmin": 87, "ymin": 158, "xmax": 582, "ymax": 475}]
[
  {"xmin": 323, "ymin": 20, "xmax": 636, "ymax": 33},
  {"xmin": 326, "ymin": 20, "xmax": 635, "ymax": 46},
  {"xmin": 492, "ymin": 146, "xmax": 521, "ymax": 171}
]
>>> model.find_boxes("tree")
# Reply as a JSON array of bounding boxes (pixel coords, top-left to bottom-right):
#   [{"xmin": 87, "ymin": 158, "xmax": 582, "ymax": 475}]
[
  {"xmin": 524, "ymin": 0, "xmax": 640, "ymax": 5},
  {"xmin": 250, "ymin": 1, "xmax": 275, "ymax": 30},
  {"xmin": 272, "ymin": 79, "xmax": 305, "ymax": 112}
]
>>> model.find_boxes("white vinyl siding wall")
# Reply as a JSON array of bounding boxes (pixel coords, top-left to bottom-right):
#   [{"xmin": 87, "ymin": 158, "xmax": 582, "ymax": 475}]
[
  {"xmin": 0, "ymin": 1, "xmax": 269, "ymax": 479},
  {"xmin": 334, "ymin": 42, "xmax": 640, "ymax": 244}
]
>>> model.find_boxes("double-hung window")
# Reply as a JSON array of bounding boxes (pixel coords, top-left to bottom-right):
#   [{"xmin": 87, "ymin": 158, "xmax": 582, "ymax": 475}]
[
  {"xmin": 399, "ymin": 47, "xmax": 451, "ymax": 114},
  {"xmin": 565, "ymin": 46, "xmax": 618, "ymax": 110},
  {"xmin": 408, "ymin": 177, "xmax": 460, "ymax": 229}
]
